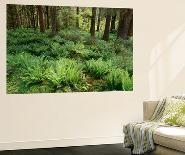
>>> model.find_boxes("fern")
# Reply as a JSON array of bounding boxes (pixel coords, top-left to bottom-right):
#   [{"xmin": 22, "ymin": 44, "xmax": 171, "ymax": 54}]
[
  {"xmin": 85, "ymin": 59, "xmax": 113, "ymax": 79},
  {"xmin": 45, "ymin": 58, "xmax": 85, "ymax": 90},
  {"xmin": 106, "ymin": 69, "xmax": 133, "ymax": 91}
]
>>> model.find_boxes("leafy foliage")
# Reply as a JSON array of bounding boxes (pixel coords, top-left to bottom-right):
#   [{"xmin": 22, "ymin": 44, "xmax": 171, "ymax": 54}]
[
  {"xmin": 85, "ymin": 59, "xmax": 113, "ymax": 79},
  {"xmin": 45, "ymin": 58, "xmax": 84, "ymax": 86},
  {"xmin": 59, "ymin": 28, "xmax": 89, "ymax": 43},
  {"xmin": 106, "ymin": 69, "xmax": 133, "ymax": 91},
  {"xmin": 7, "ymin": 28, "xmax": 133, "ymax": 93}
]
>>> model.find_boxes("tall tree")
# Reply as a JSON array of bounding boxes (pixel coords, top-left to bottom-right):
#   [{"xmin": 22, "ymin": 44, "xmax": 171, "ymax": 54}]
[
  {"xmin": 90, "ymin": 7, "xmax": 97, "ymax": 38},
  {"xmin": 96, "ymin": 8, "xmax": 101, "ymax": 31},
  {"xmin": 26, "ymin": 6, "xmax": 31, "ymax": 28},
  {"xmin": 35, "ymin": 8, "xmax": 39, "ymax": 28},
  {"xmin": 110, "ymin": 14, "xmax": 116, "ymax": 32},
  {"xmin": 50, "ymin": 6, "xmax": 57, "ymax": 36},
  {"xmin": 18, "ymin": 6, "xmax": 23, "ymax": 26},
  {"xmin": 29, "ymin": 5, "xmax": 36, "ymax": 29},
  {"xmin": 128, "ymin": 16, "xmax": 133, "ymax": 36},
  {"xmin": 76, "ymin": 7, "xmax": 80, "ymax": 28},
  {"xmin": 37, "ymin": 5, "xmax": 45, "ymax": 32},
  {"xmin": 56, "ymin": 7, "xmax": 60, "ymax": 32},
  {"xmin": 117, "ymin": 9, "xmax": 133, "ymax": 39},
  {"xmin": 7, "ymin": 4, "xmax": 19, "ymax": 28},
  {"xmin": 45, "ymin": 6, "xmax": 50, "ymax": 29},
  {"xmin": 103, "ymin": 9, "xmax": 111, "ymax": 41}
]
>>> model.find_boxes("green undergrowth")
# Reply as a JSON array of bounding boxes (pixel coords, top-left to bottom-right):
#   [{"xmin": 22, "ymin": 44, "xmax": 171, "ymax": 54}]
[{"xmin": 7, "ymin": 28, "xmax": 133, "ymax": 93}]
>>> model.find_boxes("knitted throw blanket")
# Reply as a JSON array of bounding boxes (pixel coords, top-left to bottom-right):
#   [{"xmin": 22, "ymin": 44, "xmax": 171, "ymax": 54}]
[{"xmin": 123, "ymin": 95, "xmax": 185, "ymax": 154}]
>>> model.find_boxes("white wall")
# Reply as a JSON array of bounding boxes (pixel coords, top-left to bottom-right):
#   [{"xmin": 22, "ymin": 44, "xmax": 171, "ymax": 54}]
[{"xmin": 1, "ymin": 0, "xmax": 185, "ymax": 150}]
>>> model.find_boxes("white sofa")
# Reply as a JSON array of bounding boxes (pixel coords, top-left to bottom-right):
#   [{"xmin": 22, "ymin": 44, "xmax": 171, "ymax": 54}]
[{"xmin": 143, "ymin": 101, "xmax": 185, "ymax": 155}]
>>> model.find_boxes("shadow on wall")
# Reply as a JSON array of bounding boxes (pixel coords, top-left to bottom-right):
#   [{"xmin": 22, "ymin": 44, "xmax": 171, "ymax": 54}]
[{"xmin": 149, "ymin": 23, "xmax": 185, "ymax": 98}]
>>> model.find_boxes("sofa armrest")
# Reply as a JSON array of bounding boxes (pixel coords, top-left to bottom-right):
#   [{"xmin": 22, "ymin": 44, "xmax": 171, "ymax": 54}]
[{"xmin": 143, "ymin": 101, "xmax": 159, "ymax": 121}]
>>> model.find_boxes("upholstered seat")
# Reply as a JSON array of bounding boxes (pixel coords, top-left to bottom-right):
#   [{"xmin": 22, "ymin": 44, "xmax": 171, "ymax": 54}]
[
  {"xmin": 153, "ymin": 126, "xmax": 185, "ymax": 152},
  {"xmin": 143, "ymin": 101, "xmax": 185, "ymax": 155}
]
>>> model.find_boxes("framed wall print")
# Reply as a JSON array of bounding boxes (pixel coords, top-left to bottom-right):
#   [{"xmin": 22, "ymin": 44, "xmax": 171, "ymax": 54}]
[{"xmin": 7, "ymin": 4, "xmax": 133, "ymax": 94}]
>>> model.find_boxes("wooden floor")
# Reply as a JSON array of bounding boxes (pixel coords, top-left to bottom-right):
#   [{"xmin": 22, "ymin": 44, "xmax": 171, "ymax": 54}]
[{"xmin": 0, "ymin": 144, "xmax": 131, "ymax": 155}]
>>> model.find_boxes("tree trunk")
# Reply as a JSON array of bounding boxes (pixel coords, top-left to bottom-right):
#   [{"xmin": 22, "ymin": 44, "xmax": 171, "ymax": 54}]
[
  {"xmin": 19, "ymin": 6, "xmax": 23, "ymax": 26},
  {"xmin": 27, "ymin": 5, "xmax": 35, "ymax": 28},
  {"xmin": 51, "ymin": 6, "xmax": 57, "ymax": 36},
  {"xmin": 30, "ymin": 6, "xmax": 36, "ymax": 28},
  {"xmin": 110, "ymin": 14, "xmax": 116, "ymax": 32},
  {"xmin": 35, "ymin": 9, "xmax": 39, "ymax": 28},
  {"xmin": 76, "ymin": 7, "xmax": 80, "ymax": 28},
  {"xmin": 15, "ymin": 6, "xmax": 20, "ymax": 28},
  {"xmin": 27, "ymin": 9, "xmax": 31, "ymax": 28},
  {"xmin": 90, "ymin": 7, "xmax": 97, "ymax": 38},
  {"xmin": 128, "ymin": 16, "xmax": 133, "ymax": 37},
  {"xmin": 45, "ymin": 6, "xmax": 50, "ymax": 29},
  {"xmin": 37, "ymin": 5, "xmax": 45, "ymax": 32},
  {"xmin": 117, "ymin": 9, "xmax": 133, "ymax": 39},
  {"xmin": 96, "ymin": 8, "xmax": 101, "ymax": 31},
  {"xmin": 56, "ymin": 7, "xmax": 60, "ymax": 32},
  {"xmin": 103, "ymin": 9, "xmax": 111, "ymax": 41},
  {"xmin": 7, "ymin": 4, "xmax": 18, "ymax": 29}
]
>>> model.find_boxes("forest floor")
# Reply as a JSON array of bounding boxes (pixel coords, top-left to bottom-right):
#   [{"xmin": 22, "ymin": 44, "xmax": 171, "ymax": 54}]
[{"xmin": 7, "ymin": 28, "xmax": 133, "ymax": 93}]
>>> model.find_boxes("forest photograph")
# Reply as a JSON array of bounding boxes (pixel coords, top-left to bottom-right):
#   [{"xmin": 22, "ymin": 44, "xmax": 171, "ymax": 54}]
[{"xmin": 7, "ymin": 4, "xmax": 133, "ymax": 94}]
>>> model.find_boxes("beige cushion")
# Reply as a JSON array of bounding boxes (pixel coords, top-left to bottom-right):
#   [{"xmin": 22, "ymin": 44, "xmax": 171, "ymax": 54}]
[
  {"xmin": 153, "ymin": 126, "xmax": 185, "ymax": 152},
  {"xmin": 143, "ymin": 101, "xmax": 159, "ymax": 121}
]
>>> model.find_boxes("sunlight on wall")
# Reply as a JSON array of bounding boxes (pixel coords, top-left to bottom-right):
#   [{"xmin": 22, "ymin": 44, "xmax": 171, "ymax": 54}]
[{"xmin": 149, "ymin": 23, "xmax": 185, "ymax": 98}]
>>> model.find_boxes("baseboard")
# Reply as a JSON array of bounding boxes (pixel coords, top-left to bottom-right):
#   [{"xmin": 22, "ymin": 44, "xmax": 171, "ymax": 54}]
[{"xmin": 0, "ymin": 136, "xmax": 123, "ymax": 151}]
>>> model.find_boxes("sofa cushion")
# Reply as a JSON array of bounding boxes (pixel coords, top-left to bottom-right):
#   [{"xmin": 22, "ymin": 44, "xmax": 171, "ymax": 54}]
[
  {"xmin": 160, "ymin": 97, "xmax": 185, "ymax": 126},
  {"xmin": 153, "ymin": 126, "xmax": 185, "ymax": 152}
]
